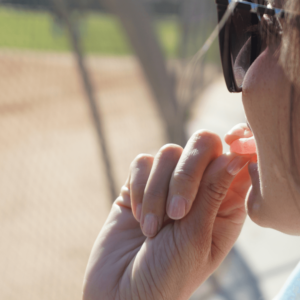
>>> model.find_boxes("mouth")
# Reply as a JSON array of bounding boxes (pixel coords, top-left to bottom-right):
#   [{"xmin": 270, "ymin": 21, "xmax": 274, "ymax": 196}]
[{"xmin": 247, "ymin": 160, "xmax": 260, "ymax": 213}]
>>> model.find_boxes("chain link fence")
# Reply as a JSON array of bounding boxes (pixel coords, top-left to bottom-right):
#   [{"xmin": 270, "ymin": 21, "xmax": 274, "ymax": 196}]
[{"xmin": 0, "ymin": 1, "xmax": 266, "ymax": 299}]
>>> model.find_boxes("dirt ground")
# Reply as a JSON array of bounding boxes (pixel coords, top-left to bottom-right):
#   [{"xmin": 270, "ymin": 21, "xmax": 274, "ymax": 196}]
[
  {"xmin": 0, "ymin": 50, "xmax": 167, "ymax": 300},
  {"xmin": 3, "ymin": 50, "xmax": 298, "ymax": 300}
]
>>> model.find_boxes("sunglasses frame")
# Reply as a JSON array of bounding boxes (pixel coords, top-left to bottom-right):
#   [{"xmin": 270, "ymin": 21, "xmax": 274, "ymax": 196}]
[{"xmin": 216, "ymin": 0, "xmax": 285, "ymax": 92}]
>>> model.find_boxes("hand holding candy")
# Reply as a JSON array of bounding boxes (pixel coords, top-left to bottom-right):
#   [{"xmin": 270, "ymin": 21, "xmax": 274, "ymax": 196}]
[{"xmin": 83, "ymin": 130, "xmax": 252, "ymax": 300}]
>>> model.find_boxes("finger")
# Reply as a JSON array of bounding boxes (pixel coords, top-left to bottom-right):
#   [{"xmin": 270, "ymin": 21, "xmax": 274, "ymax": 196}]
[
  {"xmin": 117, "ymin": 172, "xmax": 132, "ymax": 208},
  {"xmin": 124, "ymin": 172, "xmax": 131, "ymax": 188},
  {"xmin": 229, "ymin": 159, "xmax": 252, "ymax": 197},
  {"xmin": 130, "ymin": 154, "xmax": 154, "ymax": 222},
  {"xmin": 217, "ymin": 164, "xmax": 251, "ymax": 225},
  {"xmin": 141, "ymin": 144, "xmax": 183, "ymax": 238},
  {"xmin": 187, "ymin": 153, "xmax": 250, "ymax": 236},
  {"xmin": 166, "ymin": 130, "xmax": 222, "ymax": 220},
  {"xmin": 224, "ymin": 123, "xmax": 253, "ymax": 145}
]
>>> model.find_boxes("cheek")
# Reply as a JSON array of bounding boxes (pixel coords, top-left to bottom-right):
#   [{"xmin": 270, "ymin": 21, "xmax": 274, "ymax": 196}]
[
  {"xmin": 242, "ymin": 51, "xmax": 277, "ymax": 139},
  {"xmin": 242, "ymin": 49, "xmax": 290, "ymax": 151},
  {"xmin": 241, "ymin": 50, "xmax": 300, "ymax": 233},
  {"xmin": 243, "ymin": 50, "xmax": 275, "ymax": 112}
]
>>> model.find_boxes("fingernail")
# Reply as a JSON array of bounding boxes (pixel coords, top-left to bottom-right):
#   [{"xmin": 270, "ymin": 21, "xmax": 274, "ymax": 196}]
[
  {"xmin": 142, "ymin": 214, "xmax": 158, "ymax": 237},
  {"xmin": 167, "ymin": 195, "xmax": 186, "ymax": 220},
  {"xmin": 136, "ymin": 204, "xmax": 142, "ymax": 222},
  {"xmin": 227, "ymin": 156, "xmax": 248, "ymax": 175}
]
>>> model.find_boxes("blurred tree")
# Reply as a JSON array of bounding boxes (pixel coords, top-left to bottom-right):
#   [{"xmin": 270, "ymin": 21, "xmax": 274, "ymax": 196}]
[
  {"xmin": 1, "ymin": 0, "xmax": 181, "ymax": 14},
  {"xmin": 0, "ymin": 0, "xmax": 219, "ymax": 198},
  {"xmin": 101, "ymin": 0, "xmax": 187, "ymax": 146},
  {"xmin": 50, "ymin": 0, "xmax": 218, "ymax": 203},
  {"xmin": 52, "ymin": 0, "xmax": 118, "ymax": 202},
  {"xmin": 100, "ymin": 0, "xmax": 218, "ymax": 147}
]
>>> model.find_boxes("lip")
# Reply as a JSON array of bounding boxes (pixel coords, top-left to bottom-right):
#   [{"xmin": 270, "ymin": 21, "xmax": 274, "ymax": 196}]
[
  {"xmin": 247, "ymin": 161, "xmax": 261, "ymax": 209},
  {"xmin": 244, "ymin": 119, "xmax": 263, "ymax": 211},
  {"xmin": 248, "ymin": 161, "xmax": 259, "ymax": 181}
]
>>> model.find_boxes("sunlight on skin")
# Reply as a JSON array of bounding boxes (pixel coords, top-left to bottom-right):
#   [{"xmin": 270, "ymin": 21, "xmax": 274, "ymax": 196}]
[{"xmin": 83, "ymin": 130, "xmax": 253, "ymax": 300}]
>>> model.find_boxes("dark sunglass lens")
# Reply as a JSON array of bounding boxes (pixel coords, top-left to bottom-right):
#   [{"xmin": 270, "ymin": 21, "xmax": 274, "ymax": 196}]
[{"xmin": 230, "ymin": 10, "xmax": 261, "ymax": 88}]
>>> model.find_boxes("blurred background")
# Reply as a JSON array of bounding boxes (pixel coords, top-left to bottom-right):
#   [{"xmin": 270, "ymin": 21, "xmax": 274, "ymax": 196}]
[{"xmin": 0, "ymin": 0, "xmax": 300, "ymax": 299}]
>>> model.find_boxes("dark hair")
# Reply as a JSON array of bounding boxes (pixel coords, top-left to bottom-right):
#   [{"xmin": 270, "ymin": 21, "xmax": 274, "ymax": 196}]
[
  {"xmin": 279, "ymin": 0, "xmax": 300, "ymax": 208},
  {"xmin": 280, "ymin": 0, "xmax": 300, "ymax": 88}
]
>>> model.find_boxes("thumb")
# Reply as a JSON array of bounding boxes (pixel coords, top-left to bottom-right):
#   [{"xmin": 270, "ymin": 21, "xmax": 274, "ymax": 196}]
[{"xmin": 184, "ymin": 153, "xmax": 250, "ymax": 240}]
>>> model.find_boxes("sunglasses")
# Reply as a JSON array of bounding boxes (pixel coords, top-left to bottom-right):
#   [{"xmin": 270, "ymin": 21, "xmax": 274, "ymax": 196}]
[{"xmin": 215, "ymin": 0, "xmax": 286, "ymax": 92}]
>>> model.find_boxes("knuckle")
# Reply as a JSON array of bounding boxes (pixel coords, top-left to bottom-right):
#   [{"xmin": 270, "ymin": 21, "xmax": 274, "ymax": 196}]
[
  {"xmin": 120, "ymin": 185, "xmax": 130, "ymax": 197},
  {"xmin": 131, "ymin": 180, "xmax": 147, "ymax": 192},
  {"xmin": 144, "ymin": 188, "xmax": 164, "ymax": 200},
  {"xmin": 192, "ymin": 130, "xmax": 222, "ymax": 151},
  {"xmin": 158, "ymin": 144, "xmax": 183, "ymax": 160},
  {"xmin": 173, "ymin": 169, "xmax": 197, "ymax": 185},
  {"xmin": 203, "ymin": 181, "xmax": 228, "ymax": 203},
  {"xmin": 211, "ymin": 239, "xmax": 228, "ymax": 260},
  {"xmin": 131, "ymin": 154, "xmax": 153, "ymax": 169},
  {"xmin": 117, "ymin": 186, "xmax": 131, "ymax": 206}
]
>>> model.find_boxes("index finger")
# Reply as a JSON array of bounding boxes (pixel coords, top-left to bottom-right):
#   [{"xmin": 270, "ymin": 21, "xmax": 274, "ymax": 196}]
[{"xmin": 166, "ymin": 130, "xmax": 222, "ymax": 220}]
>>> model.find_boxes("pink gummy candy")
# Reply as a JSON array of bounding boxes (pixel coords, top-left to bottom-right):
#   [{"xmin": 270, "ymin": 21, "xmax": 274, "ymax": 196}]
[{"xmin": 230, "ymin": 136, "xmax": 257, "ymax": 155}]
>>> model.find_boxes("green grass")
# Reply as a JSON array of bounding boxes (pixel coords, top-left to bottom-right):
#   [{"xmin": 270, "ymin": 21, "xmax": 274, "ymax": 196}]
[
  {"xmin": 82, "ymin": 13, "xmax": 132, "ymax": 55},
  {"xmin": 0, "ymin": 7, "xmax": 179, "ymax": 57},
  {"xmin": 0, "ymin": 8, "xmax": 70, "ymax": 52},
  {"xmin": 155, "ymin": 17, "xmax": 179, "ymax": 57},
  {"xmin": 0, "ymin": 7, "xmax": 220, "ymax": 62}
]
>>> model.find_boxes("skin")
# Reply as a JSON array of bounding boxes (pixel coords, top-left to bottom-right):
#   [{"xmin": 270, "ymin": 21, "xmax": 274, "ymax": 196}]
[
  {"xmin": 82, "ymin": 131, "xmax": 252, "ymax": 300},
  {"xmin": 83, "ymin": 1, "xmax": 300, "ymax": 298},
  {"xmin": 241, "ymin": 47, "xmax": 300, "ymax": 234}
]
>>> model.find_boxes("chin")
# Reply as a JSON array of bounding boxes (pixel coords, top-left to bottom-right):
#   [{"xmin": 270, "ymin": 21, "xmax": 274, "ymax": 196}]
[
  {"xmin": 246, "ymin": 162, "xmax": 269, "ymax": 228},
  {"xmin": 246, "ymin": 186, "xmax": 268, "ymax": 228},
  {"xmin": 246, "ymin": 188, "xmax": 300, "ymax": 235}
]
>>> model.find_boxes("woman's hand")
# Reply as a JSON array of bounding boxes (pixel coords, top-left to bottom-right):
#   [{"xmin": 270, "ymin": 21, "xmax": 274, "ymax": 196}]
[{"xmin": 82, "ymin": 130, "xmax": 252, "ymax": 300}]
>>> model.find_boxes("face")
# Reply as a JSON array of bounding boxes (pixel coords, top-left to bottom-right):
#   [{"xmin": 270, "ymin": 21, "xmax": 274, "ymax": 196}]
[{"xmin": 242, "ymin": 31, "xmax": 300, "ymax": 234}]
